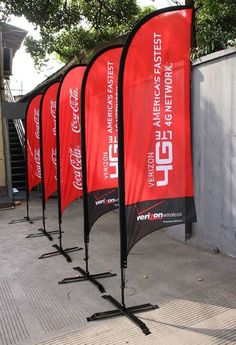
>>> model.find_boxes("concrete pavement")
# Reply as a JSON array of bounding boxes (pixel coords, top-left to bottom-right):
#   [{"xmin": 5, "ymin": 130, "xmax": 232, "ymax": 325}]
[{"xmin": 0, "ymin": 194, "xmax": 236, "ymax": 345}]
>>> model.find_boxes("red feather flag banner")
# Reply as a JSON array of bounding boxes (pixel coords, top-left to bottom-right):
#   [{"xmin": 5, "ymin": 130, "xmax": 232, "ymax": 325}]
[
  {"xmin": 26, "ymin": 94, "xmax": 43, "ymax": 192},
  {"xmin": 87, "ymin": 7, "xmax": 197, "ymax": 335},
  {"xmin": 81, "ymin": 46, "xmax": 122, "ymax": 233},
  {"xmin": 40, "ymin": 82, "xmax": 60, "ymax": 202},
  {"xmin": 57, "ymin": 65, "xmax": 86, "ymax": 214},
  {"xmin": 57, "ymin": 50, "xmax": 121, "ymax": 288},
  {"xmin": 87, "ymin": 7, "xmax": 196, "ymax": 334},
  {"xmin": 118, "ymin": 6, "xmax": 196, "ymax": 264},
  {"xmin": 36, "ymin": 68, "xmax": 85, "ymax": 259}
]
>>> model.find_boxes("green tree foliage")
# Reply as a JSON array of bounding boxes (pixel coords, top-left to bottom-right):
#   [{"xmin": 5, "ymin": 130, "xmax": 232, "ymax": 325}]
[
  {"xmin": 193, "ymin": 0, "xmax": 236, "ymax": 58},
  {"xmin": 0, "ymin": 0, "xmax": 154, "ymax": 67},
  {"xmin": 0, "ymin": 0, "xmax": 235, "ymax": 66}
]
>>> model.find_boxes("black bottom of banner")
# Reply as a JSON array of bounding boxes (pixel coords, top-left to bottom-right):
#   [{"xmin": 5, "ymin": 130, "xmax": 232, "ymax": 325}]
[
  {"xmin": 126, "ymin": 197, "xmax": 196, "ymax": 253},
  {"xmin": 87, "ymin": 295, "xmax": 158, "ymax": 335},
  {"xmin": 58, "ymin": 266, "xmax": 117, "ymax": 293},
  {"xmin": 38, "ymin": 244, "xmax": 83, "ymax": 263},
  {"xmin": 25, "ymin": 228, "xmax": 61, "ymax": 241},
  {"xmin": 87, "ymin": 188, "xmax": 118, "ymax": 230},
  {"xmin": 9, "ymin": 216, "xmax": 44, "ymax": 224}
]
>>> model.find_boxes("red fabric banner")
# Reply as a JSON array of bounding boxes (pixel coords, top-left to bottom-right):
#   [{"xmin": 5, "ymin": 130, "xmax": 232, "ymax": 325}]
[
  {"xmin": 26, "ymin": 94, "xmax": 42, "ymax": 192},
  {"xmin": 119, "ymin": 7, "xmax": 196, "ymax": 255},
  {"xmin": 41, "ymin": 82, "xmax": 60, "ymax": 201},
  {"xmin": 83, "ymin": 46, "xmax": 122, "ymax": 229},
  {"xmin": 58, "ymin": 66, "xmax": 86, "ymax": 213}
]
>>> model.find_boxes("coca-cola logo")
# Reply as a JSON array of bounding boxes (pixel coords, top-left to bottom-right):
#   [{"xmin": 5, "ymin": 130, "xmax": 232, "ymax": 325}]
[
  {"xmin": 51, "ymin": 148, "xmax": 57, "ymax": 166},
  {"xmin": 51, "ymin": 148, "xmax": 57, "ymax": 181},
  {"xmin": 34, "ymin": 148, "xmax": 41, "ymax": 179},
  {"xmin": 34, "ymin": 108, "xmax": 40, "ymax": 139},
  {"xmin": 50, "ymin": 100, "xmax": 57, "ymax": 136},
  {"xmin": 69, "ymin": 146, "xmax": 82, "ymax": 190},
  {"xmin": 69, "ymin": 88, "xmax": 80, "ymax": 133}
]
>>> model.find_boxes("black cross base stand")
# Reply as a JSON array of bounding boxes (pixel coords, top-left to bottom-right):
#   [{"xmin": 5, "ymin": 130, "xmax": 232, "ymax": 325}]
[
  {"xmin": 58, "ymin": 242, "xmax": 117, "ymax": 292},
  {"xmin": 25, "ymin": 228, "xmax": 61, "ymax": 241},
  {"xmin": 58, "ymin": 266, "xmax": 117, "ymax": 293},
  {"xmin": 9, "ymin": 215, "xmax": 43, "ymax": 225},
  {"xmin": 38, "ymin": 244, "xmax": 83, "ymax": 263},
  {"xmin": 25, "ymin": 206, "xmax": 60, "ymax": 241},
  {"xmin": 88, "ymin": 295, "xmax": 158, "ymax": 335}
]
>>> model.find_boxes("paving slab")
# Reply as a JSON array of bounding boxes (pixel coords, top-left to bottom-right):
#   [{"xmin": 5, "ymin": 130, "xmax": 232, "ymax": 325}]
[{"xmin": 0, "ymin": 194, "xmax": 236, "ymax": 345}]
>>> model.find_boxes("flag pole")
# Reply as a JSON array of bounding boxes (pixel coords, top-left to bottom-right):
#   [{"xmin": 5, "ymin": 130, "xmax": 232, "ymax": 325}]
[
  {"xmin": 38, "ymin": 82, "xmax": 82, "ymax": 262},
  {"xmin": 26, "ymin": 88, "xmax": 60, "ymax": 239},
  {"xmin": 10, "ymin": 96, "xmax": 43, "ymax": 225},
  {"xmin": 58, "ymin": 60, "xmax": 117, "ymax": 289}
]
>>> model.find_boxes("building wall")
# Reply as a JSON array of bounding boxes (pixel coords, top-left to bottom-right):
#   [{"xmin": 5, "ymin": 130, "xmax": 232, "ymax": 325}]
[
  {"xmin": 166, "ymin": 47, "xmax": 236, "ymax": 258},
  {"xmin": 190, "ymin": 47, "xmax": 236, "ymax": 258},
  {"xmin": 0, "ymin": 104, "xmax": 6, "ymax": 193},
  {"xmin": 0, "ymin": 31, "xmax": 6, "ymax": 195}
]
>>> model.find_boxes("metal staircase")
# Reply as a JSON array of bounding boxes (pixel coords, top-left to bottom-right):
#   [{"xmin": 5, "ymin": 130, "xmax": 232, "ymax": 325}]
[
  {"xmin": 4, "ymin": 79, "xmax": 26, "ymax": 192},
  {"xmin": 8, "ymin": 119, "xmax": 26, "ymax": 191}
]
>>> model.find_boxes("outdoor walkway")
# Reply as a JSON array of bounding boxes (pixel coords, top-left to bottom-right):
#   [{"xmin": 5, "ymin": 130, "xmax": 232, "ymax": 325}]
[{"xmin": 0, "ymin": 195, "xmax": 236, "ymax": 345}]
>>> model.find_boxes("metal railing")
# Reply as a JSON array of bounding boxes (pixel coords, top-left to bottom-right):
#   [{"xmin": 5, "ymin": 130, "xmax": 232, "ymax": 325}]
[
  {"xmin": 13, "ymin": 118, "xmax": 25, "ymax": 150},
  {"xmin": 4, "ymin": 79, "xmax": 25, "ymax": 152}
]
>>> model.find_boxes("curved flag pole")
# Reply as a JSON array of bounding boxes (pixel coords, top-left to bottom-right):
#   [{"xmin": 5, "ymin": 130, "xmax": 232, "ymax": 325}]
[
  {"xmin": 39, "ymin": 66, "xmax": 86, "ymax": 262},
  {"xmin": 26, "ymin": 83, "xmax": 61, "ymax": 240},
  {"xmin": 87, "ymin": 5, "xmax": 195, "ymax": 335},
  {"xmin": 10, "ymin": 95, "xmax": 44, "ymax": 225},
  {"xmin": 59, "ymin": 46, "xmax": 124, "ymax": 291}
]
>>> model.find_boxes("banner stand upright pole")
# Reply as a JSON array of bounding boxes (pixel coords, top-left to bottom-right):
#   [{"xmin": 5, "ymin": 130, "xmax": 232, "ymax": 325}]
[
  {"xmin": 86, "ymin": 34, "xmax": 159, "ymax": 334},
  {"xmin": 25, "ymin": 187, "xmax": 31, "ymax": 222},
  {"xmin": 38, "ymin": 169, "xmax": 83, "ymax": 262},
  {"xmin": 87, "ymin": 248, "xmax": 158, "ymax": 336},
  {"xmin": 58, "ymin": 182, "xmax": 117, "ymax": 291},
  {"xmin": 58, "ymin": 78, "xmax": 117, "ymax": 289},
  {"xmin": 22, "ymin": 171, "xmax": 43, "ymax": 224},
  {"xmin": 38, "ymin": 212, "xmax": 81, "ymax": 262},
  {"xmin": 87, "ymin": 4, "xmax": 195, "ymax": 336},
  {"xmin": 120, "ymin": 267, "xmax": 125, "ymax": 308},
  {"xmin": 38, "ymin": 89, "xmax": 83, "ymax": 262},
  {"xmin": 26, "ymin": 93, "xmax": 61, "ymax": 240},
  {"xmin": 86, "ymin": 177, "xmax": 158, "ymax": 334},
  {"xmin": 58, "ymin": 211, "xmax": 116, "ymax": 291},
  {"xmin": 59, "ymin": 189, "xmax": 116, "ymax": 291},
  {"xmin": 9, "ymin": 101, "xmax": 43, "ymax": 225},
  {"xmin": 25, "ymin": 181, "xmax": 60, "ymax": 240}
]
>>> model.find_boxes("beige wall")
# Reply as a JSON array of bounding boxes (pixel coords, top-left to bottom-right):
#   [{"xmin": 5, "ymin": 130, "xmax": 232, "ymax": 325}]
[
  {"xmin": 191, "ymin": 47, "xmax": 236, "ymax": 258},
  {"xmin": 0, "ymin": 105, "xmax": 6, "ymax": 187},
  {"xmin": 0, "ymin": 30, "xmax": 6, "ymax": 190}
]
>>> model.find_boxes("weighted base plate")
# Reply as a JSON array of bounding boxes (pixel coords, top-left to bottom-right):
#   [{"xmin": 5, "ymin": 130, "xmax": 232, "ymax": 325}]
[
  {"xmin": 9, "ymin": 216, "xmax": 43, "ymax": 224},
  {"xmin": 25, "ymin": 228, "xmax": 61, "ymax": 241},
  {"xmin": 58, "ymin": 266, "xmax": 116, "ymax": 293},
  {"xmin": 87, "ymin": 295, "xmax": 158, "ymax": 335},
  {"xmin": 38, "ymin": 244, "xmax": 83, "ymax": 262}
]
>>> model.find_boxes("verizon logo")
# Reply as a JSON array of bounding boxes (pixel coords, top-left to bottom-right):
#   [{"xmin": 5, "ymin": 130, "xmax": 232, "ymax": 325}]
[
  {"xmin": 136, "ymin": 201, "xmax": 164, "ymax": 221},
  {"xmin": 137, "ymin": 212, "xmax": 163, "ymax": 221},
  {"xmin": 95, "ymin": 189, "xmax": 118, "ymax": 206},
  {"xmin": 95, "ymin": 198, "xmax": 118, "ymax": 206}
]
